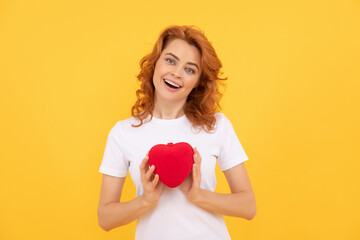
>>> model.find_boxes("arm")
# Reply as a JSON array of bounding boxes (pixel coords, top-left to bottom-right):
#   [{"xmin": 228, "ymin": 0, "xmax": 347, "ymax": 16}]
[
  {"xmin": 193, "ymin": 163, "xmax": 256, "ymax": 220},
  {"xmin": 180, "ymin": 149, "xmax": 256, "ymax": 220},
  {"xmin": 97, "ymin": 154, "xmax": 165, "ymax": 231}
]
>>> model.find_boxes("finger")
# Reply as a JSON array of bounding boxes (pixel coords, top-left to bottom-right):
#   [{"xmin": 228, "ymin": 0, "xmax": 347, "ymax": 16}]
[
  {"xmin": 193, "ymin": 149, "xmax": 199, "ymax": 165},
  {"xmin": 192, "ymin": 163, "xmax": 197, "ymax": 180},
  {"xmin": 193, "ymin": 149, "xmax": 197, "ymax": 163},
  {"xmin": 151, "ymin": 174, "xmax": 160, "ymax": 187},
  {"xmin": 193, "ymin": 163, "xmax": 199, "ymax": 187},
  {"xmin": 196, "ymin": 161, "xmax": 201, "ymax": 179},
  {"xmin": 194, "ymin": 148, "xmax": 201, "ymax": 164},
  {"xmin": 145, "ymin": 165, "xmax": 155, "ymax": 181},
  {"xmin": 140, "ymin": 153, "xmax": 149, "ymax": 176},
  {"xmin": 193, "ymin": 163, "xmax": 201, "ymax": 186}
]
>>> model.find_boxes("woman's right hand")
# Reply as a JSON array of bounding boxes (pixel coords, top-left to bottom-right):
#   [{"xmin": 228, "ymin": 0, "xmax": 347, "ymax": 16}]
[{"xmin": 140, "ymin": 153, "xmax": 165, "ymax": 207}]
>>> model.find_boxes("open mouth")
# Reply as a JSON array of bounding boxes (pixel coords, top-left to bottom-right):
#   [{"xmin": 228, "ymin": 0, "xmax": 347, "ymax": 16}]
[{"xmin": 163, "ymin": 79, "xmax": 181, "ymax": 89}]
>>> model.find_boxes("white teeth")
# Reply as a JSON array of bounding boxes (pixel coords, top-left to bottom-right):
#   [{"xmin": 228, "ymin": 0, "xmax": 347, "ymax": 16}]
[{"xmin": 164, "ymin": 79, "xmax": 180, "ymax": 88}]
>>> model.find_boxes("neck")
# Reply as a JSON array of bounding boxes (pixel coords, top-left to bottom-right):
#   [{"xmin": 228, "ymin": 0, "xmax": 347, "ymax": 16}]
[{"xmin": 153, "ymin": 97, "xmax": 186, "ymax": 120}]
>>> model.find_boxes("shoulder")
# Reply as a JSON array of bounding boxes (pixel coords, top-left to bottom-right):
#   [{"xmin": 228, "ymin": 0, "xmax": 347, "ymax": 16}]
[
  {"xmin": 215, "ymin": 112, "xmax": 225, "ymax": 121},
  {"xmin": 214, "ymin": 112, "xmax": 235, "ymax": 133},
  {"xmin": 216, "ymin": 112, "xmax": 234, "ymax": 123},
  {"xmin": 200, "ymin": 112, "xmax": 226, "ymax": 134},
  {"xmin": 214, "ymin": 112, "xmax": 229, "ymax": 126}
]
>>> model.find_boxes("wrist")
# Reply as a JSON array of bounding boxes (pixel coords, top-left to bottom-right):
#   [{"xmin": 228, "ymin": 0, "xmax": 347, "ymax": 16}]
[
  {"xmin": 141, "ymin": 194, "xmax": 158, "ymax": 209},
  {"xmin": 187, "ymin": 188, "xmax": 204, "ymax": 205}
]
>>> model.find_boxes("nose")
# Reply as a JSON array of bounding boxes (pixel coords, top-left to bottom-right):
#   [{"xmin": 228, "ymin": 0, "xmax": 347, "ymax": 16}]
[{"xmin": 171, "ymin": 65, "xmax": 182, "ymax": 78}]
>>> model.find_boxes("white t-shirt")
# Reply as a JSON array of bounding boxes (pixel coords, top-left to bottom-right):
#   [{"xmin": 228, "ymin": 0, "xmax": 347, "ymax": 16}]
[{"xmin": 99, "ymin": 113, "xmax": 249, "ymax": 240}]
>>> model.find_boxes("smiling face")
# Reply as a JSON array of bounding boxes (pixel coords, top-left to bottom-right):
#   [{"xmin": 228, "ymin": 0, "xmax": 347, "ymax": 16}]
[{"xmin": 152, "ymin": 38, "xmax": 202, "ymax": 106}]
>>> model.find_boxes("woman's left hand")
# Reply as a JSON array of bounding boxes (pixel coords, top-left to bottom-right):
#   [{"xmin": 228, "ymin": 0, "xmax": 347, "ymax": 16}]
[{"xmin": 179, "ymin": 147, "xmax": 202, "ymax": 203}]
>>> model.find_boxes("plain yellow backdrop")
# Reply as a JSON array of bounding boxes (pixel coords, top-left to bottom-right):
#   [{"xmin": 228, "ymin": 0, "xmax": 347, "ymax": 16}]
[{"xmin": 1, "ymin": 0, "xmax": 359, "ymax": 239}]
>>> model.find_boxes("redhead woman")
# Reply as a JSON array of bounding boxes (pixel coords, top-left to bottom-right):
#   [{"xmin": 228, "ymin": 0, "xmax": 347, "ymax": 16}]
[{"xmin": 97, "ymin": 25, "xmax": 256, "ymax": 239}]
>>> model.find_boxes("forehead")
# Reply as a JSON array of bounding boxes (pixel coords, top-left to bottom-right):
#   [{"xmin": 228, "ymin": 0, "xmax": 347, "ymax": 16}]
[{"xmin": 162, "ymin": 39, "xmax": 201, "ymax": 64}]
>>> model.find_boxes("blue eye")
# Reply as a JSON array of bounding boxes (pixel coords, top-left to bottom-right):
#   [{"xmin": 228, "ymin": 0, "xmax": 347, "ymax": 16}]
[
  {"xmin": 166, "ymin": 58, "xmax": 174, "ymax": 64},
  {"xmin": 186, "ymin": 68, "xmax": 195, "ymax": 74}
]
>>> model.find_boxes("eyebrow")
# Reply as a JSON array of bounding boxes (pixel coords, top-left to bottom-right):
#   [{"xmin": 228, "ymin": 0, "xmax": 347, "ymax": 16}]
[{"xmin": 165, "ymin": 53, "xmax": 199, "ymax": 71}]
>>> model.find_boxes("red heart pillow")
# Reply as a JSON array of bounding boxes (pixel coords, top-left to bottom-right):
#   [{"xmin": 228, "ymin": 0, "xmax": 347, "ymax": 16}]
[{"xmin": 148, "ymin": 142, "xmax": 194, "ymax": 188}]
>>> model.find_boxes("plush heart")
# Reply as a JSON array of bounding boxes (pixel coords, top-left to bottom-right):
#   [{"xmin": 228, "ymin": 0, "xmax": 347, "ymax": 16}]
[{"xmin": 148, "ymin": 142, "xmax": 194, "ymax": 188}]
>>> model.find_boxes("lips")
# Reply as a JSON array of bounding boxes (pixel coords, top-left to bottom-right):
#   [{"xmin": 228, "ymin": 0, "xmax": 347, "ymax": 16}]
[{"xmin": 163, "ymin": 78, "xmax": 182, "ymax": 89}]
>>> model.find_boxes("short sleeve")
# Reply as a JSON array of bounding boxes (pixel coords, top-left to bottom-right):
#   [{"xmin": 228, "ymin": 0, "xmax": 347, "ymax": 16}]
[
  {"xmin": 99, "ymin": 124, "xmax": 129, "ymax": 177},
  {"xmin": 218, "ymin": 114, "xmax": 249, "ymax": 171}
]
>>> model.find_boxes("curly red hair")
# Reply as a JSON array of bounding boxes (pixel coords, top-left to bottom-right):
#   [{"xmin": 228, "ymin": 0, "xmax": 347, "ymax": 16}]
[{"xmin": 131, "ymin": 25, "xmax": 227, "ymax": 132}]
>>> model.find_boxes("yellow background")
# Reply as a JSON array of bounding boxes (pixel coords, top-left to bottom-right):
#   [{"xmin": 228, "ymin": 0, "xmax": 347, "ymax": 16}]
[{"xmin": 1, "ymin": 0, "xmax": 359, "ymax": 239}]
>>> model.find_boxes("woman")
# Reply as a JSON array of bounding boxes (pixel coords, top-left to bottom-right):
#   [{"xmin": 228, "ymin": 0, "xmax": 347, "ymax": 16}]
[{"xmin": 97, "ymin": 25, "xmax": 256, "ymax": 239}]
